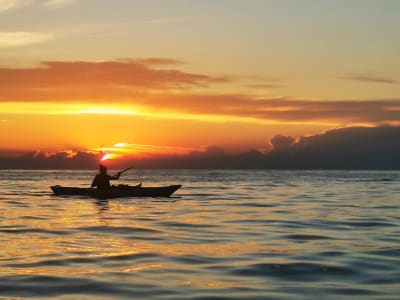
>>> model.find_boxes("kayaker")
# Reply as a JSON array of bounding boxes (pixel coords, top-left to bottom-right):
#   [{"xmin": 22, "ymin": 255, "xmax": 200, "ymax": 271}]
[{"xmin": 91, "ymin": 165, "xmax": 121, "ymax": 189}]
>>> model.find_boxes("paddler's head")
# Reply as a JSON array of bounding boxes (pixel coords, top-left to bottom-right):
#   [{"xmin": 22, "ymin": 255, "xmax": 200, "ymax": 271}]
[{"xmin": 99, "ymin": 164, "xmax": 107, "ymax": 174}]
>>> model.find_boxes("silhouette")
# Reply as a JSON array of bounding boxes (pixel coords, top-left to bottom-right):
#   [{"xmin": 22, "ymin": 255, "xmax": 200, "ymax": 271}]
[
  {"xmin": 91, "ymin": 165, "xmax": 121, "ymax": 189},
  {"xmin": 2, "ymin": 125, "xmax": 400, "ymax": 170}
]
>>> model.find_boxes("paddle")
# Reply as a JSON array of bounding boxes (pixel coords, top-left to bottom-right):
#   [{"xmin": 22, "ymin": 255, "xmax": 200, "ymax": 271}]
[
  {"xmin": 114, "ymin": 167, "xmax": 133, "ymax": 177},
  {"xmin": 114, "ymin": 167, "xmax": 142, "ymax": 187}
]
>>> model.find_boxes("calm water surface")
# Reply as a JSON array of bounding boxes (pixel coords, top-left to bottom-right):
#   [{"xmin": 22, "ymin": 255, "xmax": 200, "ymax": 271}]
[{"xmin": 0, "ymin": 170, "xmax": 399, "ymax": 299}]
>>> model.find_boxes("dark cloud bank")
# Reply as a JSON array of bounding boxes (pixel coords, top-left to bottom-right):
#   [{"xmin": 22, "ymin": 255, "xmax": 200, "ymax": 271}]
[{"xmin": 1, "ymin": 126, "xmax": 400, "ymax": 170}]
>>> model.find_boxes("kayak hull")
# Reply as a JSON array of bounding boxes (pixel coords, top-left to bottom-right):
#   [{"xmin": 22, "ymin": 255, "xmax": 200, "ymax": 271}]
[{"xmin": 51, "ymin": 184, "xmax": 182, "ymax": 199}]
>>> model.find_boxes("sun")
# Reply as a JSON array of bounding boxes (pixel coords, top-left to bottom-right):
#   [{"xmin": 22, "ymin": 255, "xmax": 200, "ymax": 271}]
[
  {"xmin": 73, "ymin": 105, "xmax": 139, "ymax": 115},
  {"xmin": 101, "ymin": 153, "xmax": 114, "ymax": 161}
]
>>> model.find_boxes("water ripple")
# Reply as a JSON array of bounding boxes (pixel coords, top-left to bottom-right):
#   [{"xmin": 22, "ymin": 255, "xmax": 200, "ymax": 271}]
[
  {"xmin": 0, "ymin": 275, "xmax": 166, "ymax": 298},
  {"xmin": 0, "ymin": 169, "xmax": 399, "ymax": 299},
  {"xmin": 231, "ymin": 262, "xmax": 359, "ymax": 280},
  {"xmin": 77, "ymin": 225, "xmax": 161, "ymax": 234},
  {"xmin": 0, "ymin": 227, "xmax": 70, "ymax": 235}
]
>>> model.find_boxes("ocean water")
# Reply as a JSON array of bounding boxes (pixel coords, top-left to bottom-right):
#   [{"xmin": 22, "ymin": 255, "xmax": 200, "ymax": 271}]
[{"xmin": 0, "ymin": 169, "xmax": 399, "ymax": 300}]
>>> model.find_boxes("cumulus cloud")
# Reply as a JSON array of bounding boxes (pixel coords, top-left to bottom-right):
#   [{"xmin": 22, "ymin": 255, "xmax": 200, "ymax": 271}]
[
  {"xmin": 2, "ymin": 126, "xmax": 399, "ymax": 169},
  {"xmin": 270, "ymin": 135, "xmax": 295, "ymax": 151},
  {"xmin": 0, "ymin": 150, "xmax": 100, "ymax": 169},
  {"xmin": 266, "ymin": 126, "xmax": 400, "ymax": 169},
  {"xmin": 0, "ymin": 31, "xmax": 52, "ymax": 48}
]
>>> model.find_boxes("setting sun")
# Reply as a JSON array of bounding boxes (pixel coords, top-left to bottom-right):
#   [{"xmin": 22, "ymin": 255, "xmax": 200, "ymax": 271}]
[{"xmin": 100, "ymin": 153, "xmax": 113, "ymax": 162}]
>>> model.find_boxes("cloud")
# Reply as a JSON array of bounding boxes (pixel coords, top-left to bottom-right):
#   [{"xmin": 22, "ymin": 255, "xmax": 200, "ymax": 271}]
[
  {"xmin": 0, "ymin": 0, "xmax": 33, "ymax": 12},
  {"xmin": 125, "ymin": 125, "xmax": 400, "ymax": 169},
  {"xmin": 130, "ymin": 16, "xmax": 199, "ymax": 25},
  {"xmin": 118, "ymin": 57, "xmax": 186, "ymax": 66},
  {"xmin": 44, "ymin": 0, "xmax": 76, "ymax": 9},
  {"xmin": 231, "ymin": 74, "xmax": 285, "ymax": 90},
  {"xmin": 0, "ymin": 0, "xmax": 76, "ymax": 12},
  {"xmin": 267, "ymin": 125, "xmax": 400, "ymax": 169},
  {"xmin": 343, "ymin": 75, "xmax": 399, "ymax": 85},
  {"xmin": 0, "ymin": 59, "xmax": 224, "ymax": 91},
  {"xmin": 270, "ymin": 135, "xmax": 295, "ymax": 151},
  {"xmin": 0, "ymin": 31, "xmax": 53, "ymax": 48},
  {"xmin": 0, "ymin": 59, "xmax": 399, "ymax": 126},
  {"xmin": 0, "ymin": 150, "xmax": 101, "ymax": 169},
  {"xmin": 142, "ymin": 95, "xmax": 400, "ymax": 125},
  {"xmin": 2, "ymin": 126, "xmax": 399, "ymax": 170},
  {"xmin": 247, "ymin": 83, "xmax": 284, "ymax": 89}
]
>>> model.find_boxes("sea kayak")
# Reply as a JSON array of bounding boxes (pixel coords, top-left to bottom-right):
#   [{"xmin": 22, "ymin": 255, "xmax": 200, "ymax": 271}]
[{"xmin": 51, "ymin": 184, "xmax": 182, "ymax": 199}]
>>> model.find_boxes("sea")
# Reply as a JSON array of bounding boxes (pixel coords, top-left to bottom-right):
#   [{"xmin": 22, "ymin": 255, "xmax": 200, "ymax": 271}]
[{"xmin": 0, "ymin": 169, "xmax": 399, "ymax": 300}]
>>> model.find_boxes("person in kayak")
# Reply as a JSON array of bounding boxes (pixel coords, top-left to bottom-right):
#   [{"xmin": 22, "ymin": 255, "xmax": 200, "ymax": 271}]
[{"xmin": 91, "ymin": 165, "xmax": 121, "ymax": 189}]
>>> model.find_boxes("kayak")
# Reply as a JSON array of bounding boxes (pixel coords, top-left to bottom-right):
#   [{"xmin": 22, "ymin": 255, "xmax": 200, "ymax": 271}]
[{"xmin": 51, "ymin": 184, "xmax": 182, "ymax": 199}]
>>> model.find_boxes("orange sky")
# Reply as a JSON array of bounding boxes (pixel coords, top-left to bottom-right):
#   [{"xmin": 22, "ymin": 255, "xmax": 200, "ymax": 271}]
[
  {"xmin": 0, "ymin": 59, "xmax": 398, "ymax": 157},
  {"xmin": 1, "ymin": 1, "xmax": 399, "ymax": 159}
]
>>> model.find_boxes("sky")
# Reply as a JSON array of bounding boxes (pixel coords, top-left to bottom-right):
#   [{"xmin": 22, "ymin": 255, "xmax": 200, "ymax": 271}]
[{"xmin": 1, "ymin": 0, "xmax": 399, "ymax": 163}]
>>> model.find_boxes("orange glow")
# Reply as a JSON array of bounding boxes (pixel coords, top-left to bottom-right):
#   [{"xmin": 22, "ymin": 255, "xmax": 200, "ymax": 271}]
[
  {"xmin": 0, "ymin": 111, "xmax": 328, "ymax": 154},
  {"xmin": 0, "ymin": 58, "xmax": 397, "ymax": 155},
  {"xmin": 0, "ymin": 102, "xmax": 140, "ymax": 116},
  {"xmin": 112, "ymin": 142, "xmax": 197, "ymax": 155},
  {"xmin": 95, "ymin": 142, "xmax": 199, "ymax": 161},
  {"xmin": 0, "ymin": 101, "xmax": 342, "ymax": 126}
]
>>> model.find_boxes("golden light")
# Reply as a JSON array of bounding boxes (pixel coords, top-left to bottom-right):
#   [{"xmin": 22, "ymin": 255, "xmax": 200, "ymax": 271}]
[
  {"xmin": 0, "ymin": 102, "xmax": 144, "ymax": 116},
  {"xmin": 101, "ymin": 153, "xmax": 113, "ymax": 161},
  {"xmin": 0, "ymin": 102, "xmax": 342, "ymax": 127},
  {"xmin": 93, "ymin": 142, "xmax": 199, "ymax": 160},
  {"xmin": 113, "ymin": 143, "xmax": 128, "ymax": 147},
  {"xmin": 74, "ymin": 107, "xmax": 138, "ymax": 115}
]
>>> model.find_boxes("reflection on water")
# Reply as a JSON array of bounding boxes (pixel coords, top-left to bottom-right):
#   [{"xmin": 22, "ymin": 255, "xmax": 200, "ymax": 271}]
[
  {"xmin": 95, "ymin": 199, "xmax": 110, "ymax": 213},
  {"xmin": 0, "ymin": 170, "xmax": 399, "ymax": 299}
]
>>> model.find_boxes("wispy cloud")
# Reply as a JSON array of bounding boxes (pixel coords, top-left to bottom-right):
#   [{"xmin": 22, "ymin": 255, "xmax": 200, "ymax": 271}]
[
  {"xmin": 134, "ymin": 15, "xmax": 199, "ymax": 25},
  {"xmin": 0, "ymin": 31, "xmax": 52, "ymax": 48},
  {"xmin": 343, "ymin": 75, "xmax": 399, "ymax": 85},
  {"xmin": 54, "ymin": 15, "xmax": 199, "ymax": 39},
  {"xmin": 0, "ymin": 0, "xmax": 33, "ymax": 12},
  {"xmin": 117, "ymin": 57, "xmax": 186, "ymax": 66},
  {"xmin": 231, "ymin": 75, "xmax": 285, "ymax": 91},
  {"xmin": 247, "ymin": 83, "xmax": 285, "ymax": 90},
  {"xmin": 0, "ymin": 58, "xmax": 399, "ymax": 126},
  {"xmin": 0, "ymin": 58, "xmax": 226, "ymax": 91},
  {"xmin": 0, "ymin": 0, "xmax": 75, "ymax": 12},
  {"xmin": 44, "ymin": 0, "xmax": 76, "ymax": 9}
]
